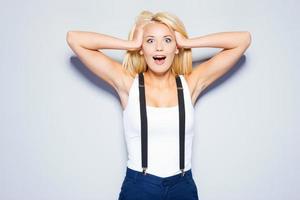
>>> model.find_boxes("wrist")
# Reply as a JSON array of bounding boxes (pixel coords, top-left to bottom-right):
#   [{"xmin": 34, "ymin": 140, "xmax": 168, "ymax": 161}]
[
  {"xmin": 180, "ymin": 38, "xmax": 191, "ymax": 49},
  {"xmin": 127, "ymin": 40, "xmax": 141, "ymax": 51}
]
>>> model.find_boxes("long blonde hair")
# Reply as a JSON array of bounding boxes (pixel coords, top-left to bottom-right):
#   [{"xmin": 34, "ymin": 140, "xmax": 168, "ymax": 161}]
[{"xmin": 122, "ymin": 10, "xmax": 192, "ymax": 78}]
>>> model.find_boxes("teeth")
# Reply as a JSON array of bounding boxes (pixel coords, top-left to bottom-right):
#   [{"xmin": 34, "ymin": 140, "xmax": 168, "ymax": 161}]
[{"xmin": 153, "ymin": 55, "xmax": 166, "ymax": 60}]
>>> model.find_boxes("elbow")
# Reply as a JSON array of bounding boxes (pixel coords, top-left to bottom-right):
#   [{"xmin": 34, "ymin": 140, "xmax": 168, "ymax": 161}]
[
  {"xmin": 242, "ymin": 31, "xmax": 252, "ymax": 47},
  {"xmin": 66, "ymin": 31, "xmax": 77, "ymax": 46}
]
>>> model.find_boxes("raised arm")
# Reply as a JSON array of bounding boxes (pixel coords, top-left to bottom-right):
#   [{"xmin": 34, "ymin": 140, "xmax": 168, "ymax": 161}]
[
  {"xmin": 66, "ymin": 26, "xmax": 144, "ymax": 93},
  {"xmin": 175, "ymin": 31, "xmax": 252, "ymax": 103}
]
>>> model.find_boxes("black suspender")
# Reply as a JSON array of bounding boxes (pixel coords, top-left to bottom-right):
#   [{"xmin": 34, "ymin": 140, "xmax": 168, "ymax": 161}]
[
  {"xmin": 138, "ymin": 72, "xmax": 186, "ymax": 177},
  {"xmin": 138, "ymin": 72, "xmax": 148, "ymax": 174},
  {"xmin": 176, "ymin": 73, "xmax": 186, "ymax": 176}
]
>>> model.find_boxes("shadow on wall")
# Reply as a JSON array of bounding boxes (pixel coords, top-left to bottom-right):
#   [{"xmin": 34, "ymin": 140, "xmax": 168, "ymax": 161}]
[
  {"xmin": 193, "ymin": 55, "xmax": 247, "ymax": 106},
  {"xmin": 69, "ymin": 56, "xmax": 121, "ymax": 100}
]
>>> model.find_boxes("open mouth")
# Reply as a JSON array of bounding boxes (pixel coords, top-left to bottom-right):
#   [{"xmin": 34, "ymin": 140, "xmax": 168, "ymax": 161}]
[{"xmin": 152, "ymin": 55, "xmax": 167, "ymax": 61}]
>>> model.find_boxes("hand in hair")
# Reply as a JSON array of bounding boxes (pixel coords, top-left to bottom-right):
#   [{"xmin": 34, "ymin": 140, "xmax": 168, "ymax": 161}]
[
  {"xmin": 175, "ymin": 31, "xmax": 188, "ymax": 49},
  {"xmin": 131, "ymin": 20, "xmax": 152, "ymax": 51}
]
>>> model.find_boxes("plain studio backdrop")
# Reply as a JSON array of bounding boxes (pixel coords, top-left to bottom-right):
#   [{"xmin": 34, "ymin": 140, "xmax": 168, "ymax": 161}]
[{"xmin": 0, "ymin": 0, "xmax": 299, "ymax": 200}]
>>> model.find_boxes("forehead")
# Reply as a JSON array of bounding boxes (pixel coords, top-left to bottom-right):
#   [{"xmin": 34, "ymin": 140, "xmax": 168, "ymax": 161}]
[{"xmin": 143, "ymin": 22, "xmax": 174, "ymax": 37}]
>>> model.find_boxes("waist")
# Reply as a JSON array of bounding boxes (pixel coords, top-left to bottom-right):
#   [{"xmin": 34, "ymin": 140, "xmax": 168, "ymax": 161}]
[{"xmin": 124, "ymin": 166, "xmax": 193, "ymax": 187}]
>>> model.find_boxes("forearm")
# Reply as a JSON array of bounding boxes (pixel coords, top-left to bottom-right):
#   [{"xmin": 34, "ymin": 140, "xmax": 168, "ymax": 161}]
[
  {"xmin": 66, "ymin": 31, "xmax": 138, "ymax": 51},
  {"xmin": 184, "ymin": 31, "xmax": 251, "ymax": 49}
]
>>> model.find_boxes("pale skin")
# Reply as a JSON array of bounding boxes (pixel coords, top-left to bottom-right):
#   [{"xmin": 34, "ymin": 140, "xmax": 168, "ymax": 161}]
[{"xmin": 66, "ymin": 21, "xmax": 251, "ymax": 110}]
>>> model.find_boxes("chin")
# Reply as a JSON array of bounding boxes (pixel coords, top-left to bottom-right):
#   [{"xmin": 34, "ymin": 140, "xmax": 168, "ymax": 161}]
[{"xmin": 147, "ymin": 64, "xmax": 172, "ymax": 73}]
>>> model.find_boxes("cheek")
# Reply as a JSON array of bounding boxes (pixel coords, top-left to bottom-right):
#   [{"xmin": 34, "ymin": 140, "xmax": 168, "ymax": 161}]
[
  {"xmin": 164, "ymin": 43, "xmax": 177, "ymax": 52},
  {"xmin": 141, "ymin": 43, "xmax": 152, "ymax": 53},
  {"xmin": 166, "ymin": 54, "xmax": 176, "ymax": 62}
]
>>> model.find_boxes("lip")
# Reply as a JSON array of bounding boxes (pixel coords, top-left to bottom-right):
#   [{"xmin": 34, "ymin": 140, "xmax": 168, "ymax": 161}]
[
  {"xmin": 153, "ymin": 55, "xmax": 167, "ymax": 57},
  {"xmin": 152, "ymin": 54, "xmax": 167, "ymax": 65}
]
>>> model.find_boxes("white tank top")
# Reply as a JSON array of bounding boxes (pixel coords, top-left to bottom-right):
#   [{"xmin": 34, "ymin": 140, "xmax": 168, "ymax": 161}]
[{"xmin": 122, "ymin": 72, "xmax": 195, "ymax": 177}]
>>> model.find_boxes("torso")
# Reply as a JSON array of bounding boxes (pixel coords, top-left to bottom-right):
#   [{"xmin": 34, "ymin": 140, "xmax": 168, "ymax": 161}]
[{"xmin": 118, "ymin": 73, "xmax": 197, "ymax": 111}]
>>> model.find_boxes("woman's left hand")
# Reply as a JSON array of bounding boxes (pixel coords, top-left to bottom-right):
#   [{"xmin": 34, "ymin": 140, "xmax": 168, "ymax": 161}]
[{"xmin": 174, "ymin": 31, "xmax": 188, "ymax": 49}]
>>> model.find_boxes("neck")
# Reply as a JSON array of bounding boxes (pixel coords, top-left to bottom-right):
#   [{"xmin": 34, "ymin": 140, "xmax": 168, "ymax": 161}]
[{"xmin": 144, "ymin": 69, "xmax": 175, "ymax": 89}]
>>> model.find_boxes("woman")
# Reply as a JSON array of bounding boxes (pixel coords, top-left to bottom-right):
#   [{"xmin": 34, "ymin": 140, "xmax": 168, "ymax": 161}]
[{"xmin": 66, "ymin": 10, "xmax": 251, "ymax": 200}]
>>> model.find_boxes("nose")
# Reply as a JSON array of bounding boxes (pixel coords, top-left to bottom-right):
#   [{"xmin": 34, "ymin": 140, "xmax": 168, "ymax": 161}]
[{"xmin": 155, "ymin": 41, "xmax": 163, "ymax": 51}]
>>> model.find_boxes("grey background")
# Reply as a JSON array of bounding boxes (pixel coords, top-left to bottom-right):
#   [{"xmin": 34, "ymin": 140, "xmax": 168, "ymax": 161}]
[{"xmin": 1, "ymin": 0, "xmax": 299, "ymax": 199}]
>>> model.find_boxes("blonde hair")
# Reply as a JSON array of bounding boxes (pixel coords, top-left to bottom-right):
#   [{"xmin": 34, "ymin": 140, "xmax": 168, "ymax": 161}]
[{"xmin": 122, "ymin": 10, "xmax": 192, "ymax": 78}]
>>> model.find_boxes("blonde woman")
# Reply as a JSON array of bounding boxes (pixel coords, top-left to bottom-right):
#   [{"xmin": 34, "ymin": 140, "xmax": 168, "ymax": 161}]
[{"xmin": 66, "ymin": 10, "xmax": 251, "ymax": 200}]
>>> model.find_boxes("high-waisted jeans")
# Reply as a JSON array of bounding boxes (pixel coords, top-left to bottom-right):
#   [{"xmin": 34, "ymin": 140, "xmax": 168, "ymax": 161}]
[{"xmin": 118, "ymin": 167, "xmax": 199, "ymax": 200}]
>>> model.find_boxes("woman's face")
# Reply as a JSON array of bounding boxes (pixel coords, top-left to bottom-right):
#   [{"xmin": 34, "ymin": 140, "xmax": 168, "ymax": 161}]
[{"xmin": 140, "ymin": 22, "xmax": 179, "ymax": 74}]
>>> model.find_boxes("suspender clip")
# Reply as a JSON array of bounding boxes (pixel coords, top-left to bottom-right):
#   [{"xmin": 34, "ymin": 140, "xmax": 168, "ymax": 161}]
[
  {"xmin": 181, "ymin": 169, "xmax": 185, "ymax": 177},
  {"xmin": 142, "ymin": 167, "xmax": 147, "ymax": 175}
]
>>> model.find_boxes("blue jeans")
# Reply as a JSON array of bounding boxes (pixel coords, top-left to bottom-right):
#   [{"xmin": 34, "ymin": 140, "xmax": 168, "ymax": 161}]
[{"xmin": 118, "ymin": 167, "xmax": 199, "ymax": 200}]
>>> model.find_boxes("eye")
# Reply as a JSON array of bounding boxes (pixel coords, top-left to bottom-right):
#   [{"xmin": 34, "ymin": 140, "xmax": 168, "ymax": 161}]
[
  {"xmin": 165, "ymin": 38, "xmax": 172, "ymax": 43},
  {"xmin": 146, "ymin": 39, "xmax": 154, "ymax": 43}
]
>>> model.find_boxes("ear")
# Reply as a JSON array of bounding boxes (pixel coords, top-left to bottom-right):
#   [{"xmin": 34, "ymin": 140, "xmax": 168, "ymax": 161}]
[
  {"xmin": 175, "ymin": 48, "xmax": 179, "ymax": 54},
  {"xmin": 139, "ymin": 50, "xmax": 144, "ymax": 55}
]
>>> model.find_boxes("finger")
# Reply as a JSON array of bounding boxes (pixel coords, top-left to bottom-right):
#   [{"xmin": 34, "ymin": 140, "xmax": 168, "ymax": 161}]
[
  {"xmin": 175, "ymin": 31, "xmax": 181, "ymax": 38},
  {"xmin": 137, "ymin": 19, "xmax": 153, "ymax": 29}
]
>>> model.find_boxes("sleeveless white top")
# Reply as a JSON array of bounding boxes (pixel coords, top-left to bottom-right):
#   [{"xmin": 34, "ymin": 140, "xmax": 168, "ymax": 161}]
[{"xmin": 122, "ymin": 72, "xmax": 195, "ymax": 177}]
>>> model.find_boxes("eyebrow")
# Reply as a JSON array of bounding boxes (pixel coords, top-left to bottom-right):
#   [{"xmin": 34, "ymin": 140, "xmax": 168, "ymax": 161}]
[{"xmin": 145, "ymin": 35, "xmax": 173, "ymax": 38}]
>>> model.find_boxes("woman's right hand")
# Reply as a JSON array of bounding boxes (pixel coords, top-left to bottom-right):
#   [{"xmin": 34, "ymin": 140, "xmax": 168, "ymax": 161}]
[{"xmin": 129, "ymin": 19, "xmax": 151, "ymax": 51}]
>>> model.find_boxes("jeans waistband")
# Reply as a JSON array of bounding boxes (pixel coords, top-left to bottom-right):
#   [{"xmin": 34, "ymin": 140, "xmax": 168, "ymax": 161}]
[{"xmin": 125, "ymin": 167, "xmax": 193, "ymax": 186}]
